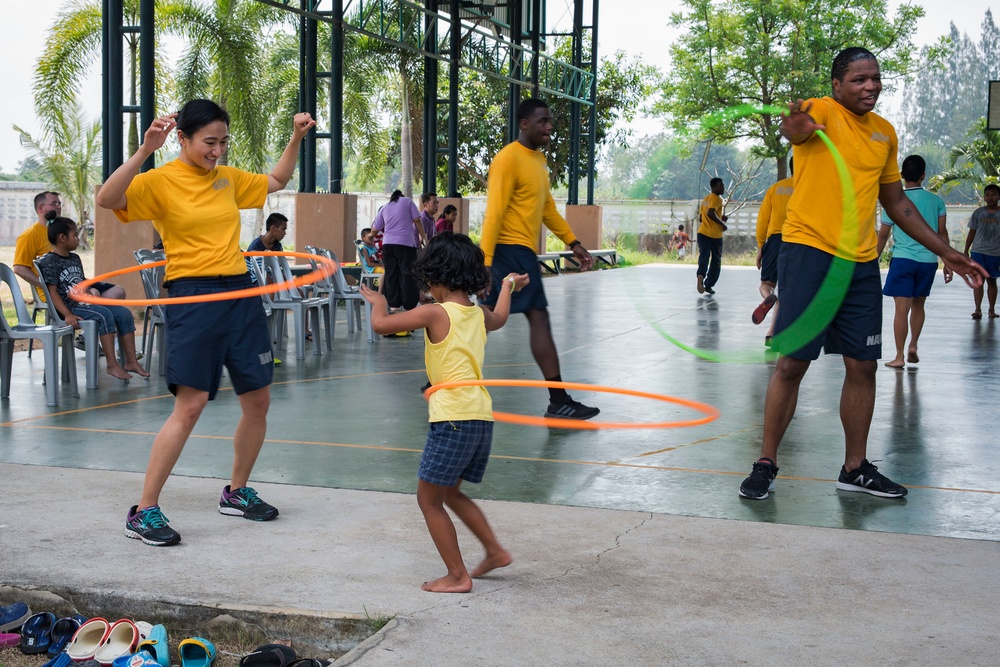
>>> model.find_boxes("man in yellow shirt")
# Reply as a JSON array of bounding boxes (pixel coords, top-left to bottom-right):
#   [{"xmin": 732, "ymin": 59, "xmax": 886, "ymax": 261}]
[
  {"xmin": 739, "ymin": 47, "xmax": 986, "ymax": 502},
  {"xmin": 696, "ymin": 177, "xmax": 728, "ymax": 294},
  {"xmin": 479, "ymin": 98, "xmax": 598, "ymax": 420},
  {"xmin": 752, "ymin": 158, "xmax": 794, "ymax": 341},
  {"xmin": 13, "ymin": 191, "xmax": 61, "ymax": 302}
]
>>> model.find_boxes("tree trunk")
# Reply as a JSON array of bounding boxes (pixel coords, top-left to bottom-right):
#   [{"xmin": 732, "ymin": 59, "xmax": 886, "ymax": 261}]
[
  {"xmin": 399, "ymin": 70, "xmax": 412, "ymax": 198},
  {"xmin": 128, "ymin": 39, "xmax": 139, "ymax": 157}
]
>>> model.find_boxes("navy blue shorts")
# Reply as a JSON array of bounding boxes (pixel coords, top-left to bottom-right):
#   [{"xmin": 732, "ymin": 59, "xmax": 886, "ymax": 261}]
[
  {"xmin": 760, "ymin": 233, "xmax": 782, "ymax": 284},
  {"xmin": 480, "ymin": 244, "xmax": 546, "ymax": 313},
  {"xmin": 418, "ymin": 420, "xmax": 494, "ymax": 486},
  {"xmin": 775, "ymin": 243, "xmax": 882, "ymax": 361},
  {"xmin": 164, "ymin": 274, "xmax": 273, "ymax": 400},
  {"xmin": 883, "ymin": 257, "xmax": 937, "ymax": 298},
  {"xmin": 971, "ymin": 252, "xmax": 1000, "ymax": 278}
]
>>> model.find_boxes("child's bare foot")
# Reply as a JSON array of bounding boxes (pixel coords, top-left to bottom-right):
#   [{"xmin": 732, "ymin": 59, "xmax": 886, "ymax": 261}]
[
  {"xmin": 124, "ymin": 361, "xmax": 150, "ymax": 378},
  {"xmin": 990, "ymin": 311, "xmax": 999, "ymax": 319},
  {"xmin": 106, "ymin": 365, "xmax": 132, "ymax": 381},
  {"xmin": 884, "ymin": 359, "xmax": 905, "ymax": 369},
  {"xmin": 420, "ymin": 573, "xmax": 473, "ymax": 593},
  {"xmin": 907, "ymin": 350, "xmax": 919, "ymax": 364},
  {"xmin": 972, "ymin": 310, "xmax": 982, "ymax": 320},
  {"xmin": 471, "ymin": 549, "xmax": 513, "ymax": 578}
]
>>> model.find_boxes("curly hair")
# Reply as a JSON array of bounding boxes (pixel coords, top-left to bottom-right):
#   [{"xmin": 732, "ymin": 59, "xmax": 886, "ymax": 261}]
[{"xmin": 411, "ymin": 232, "xmax": 491, "ymax": 294}]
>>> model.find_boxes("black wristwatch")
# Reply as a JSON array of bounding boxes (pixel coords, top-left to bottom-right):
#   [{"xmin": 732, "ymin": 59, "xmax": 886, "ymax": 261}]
[{"xmin": 569, "ymin": 240, "xmax": 582, "ymax": 249}]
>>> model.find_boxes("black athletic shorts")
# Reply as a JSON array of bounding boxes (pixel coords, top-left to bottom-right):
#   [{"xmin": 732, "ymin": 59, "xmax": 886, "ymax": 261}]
[
  {"xmin": 480, "ymin": 244, "xmax": 547, "ymax": 313},
  {"xmin": 164, "ymin": 274, "xmax": 273, "ymax": 399}
]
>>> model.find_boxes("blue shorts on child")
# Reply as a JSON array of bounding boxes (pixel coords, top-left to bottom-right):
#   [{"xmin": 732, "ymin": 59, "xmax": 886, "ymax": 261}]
[{"xmin": 418, "ymin": 420, "xmax": 494, "ymax": 486}]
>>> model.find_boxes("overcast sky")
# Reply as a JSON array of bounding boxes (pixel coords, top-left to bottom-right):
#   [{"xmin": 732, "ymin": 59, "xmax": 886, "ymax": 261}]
[{"xmin": 0, "ymin": 0, "xmax": 995, "ymax": 172}]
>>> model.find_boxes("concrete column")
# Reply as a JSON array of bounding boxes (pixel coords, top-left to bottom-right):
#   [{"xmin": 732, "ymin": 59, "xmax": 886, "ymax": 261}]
[
  {"xmin": 93, "ymin": 192, "xmax": 153, "ymax": 301},
  {"xmin": 565, "ymin": 205, "xmax": 603, "ymax": 269},
  {"xmin": 294, "ymin": 192, "xmax": 358, "ymax": 264},
  {"xmin": 438, "ymin": 196, "xmax": 470, "ymax": 236}
]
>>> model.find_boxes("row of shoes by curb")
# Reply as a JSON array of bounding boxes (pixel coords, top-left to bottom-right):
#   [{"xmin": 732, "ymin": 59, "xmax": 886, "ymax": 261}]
[{"xmin": 1, "ymin": 602, "xmax": 214, "ymax": 667}]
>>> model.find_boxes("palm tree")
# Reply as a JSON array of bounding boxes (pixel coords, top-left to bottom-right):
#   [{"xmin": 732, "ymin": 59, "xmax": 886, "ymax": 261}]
[
  {"xmin": 34, "ymin": 0, "xmax": 181, "ymax": 158},
  {"xmin": 168, "ymin": 0, "xmax": 288, "ymax": 172},
  {"xmin": 35, "ymin": 0, "xmax": 287, "ymax": 173},
  {"xmin": 15, "ymin": 98, "xmax": 102, "ymax": 249},
  {"xmin": 930, "ymin": 119, "xmax": 1000, "ymax": 202}
]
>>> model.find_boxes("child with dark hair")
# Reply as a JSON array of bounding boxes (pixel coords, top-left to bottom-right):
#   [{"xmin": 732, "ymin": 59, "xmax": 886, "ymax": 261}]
[
  {"xmin": 965, "ymin": 183, "xmax": 1000, "ymax": 319},
  {"xmin": 360, "ymin": 232, "xmax": 528, "ymax": 593},
  {"xmin": 36, "ymin": 217, "xmax": 149, "ymax": 382},
  {"xmin": 435, "ymin": 205, "xmax": 458, "ymax": 234}
]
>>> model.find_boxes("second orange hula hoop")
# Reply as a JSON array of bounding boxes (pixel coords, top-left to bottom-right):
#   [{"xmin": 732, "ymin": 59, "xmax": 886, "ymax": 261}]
[
  {"xmin": 424, "ymin": 379, "xmax": 720, "ymax": 430},
  {"xmin": 69, "ymin": 251, "xmax": 338, "ymax": 307}
]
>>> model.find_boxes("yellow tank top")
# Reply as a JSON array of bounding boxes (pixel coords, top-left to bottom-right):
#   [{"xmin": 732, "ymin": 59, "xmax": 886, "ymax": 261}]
[{"xmin": 424, "ymin": 301, "xmax": 493, "ymax": 423}]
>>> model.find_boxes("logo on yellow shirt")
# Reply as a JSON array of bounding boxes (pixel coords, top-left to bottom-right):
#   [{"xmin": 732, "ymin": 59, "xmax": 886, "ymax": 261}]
[
  {"xmin": 870, "ymin": 131, "xmax": 890, "ymax": 143},
  {"xmin": 212, "ymin": 178, "xmax": 230, "ymax": 191}
]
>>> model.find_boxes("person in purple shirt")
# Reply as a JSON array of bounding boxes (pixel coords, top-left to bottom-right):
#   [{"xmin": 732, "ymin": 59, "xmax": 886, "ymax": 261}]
[
  {"xmin": 372, "ymin": 189, "xmax": 426, "ymax": 311},
  {"xmin": 419, "ymin": 192, "xmax": 439, "ymax": 246}
]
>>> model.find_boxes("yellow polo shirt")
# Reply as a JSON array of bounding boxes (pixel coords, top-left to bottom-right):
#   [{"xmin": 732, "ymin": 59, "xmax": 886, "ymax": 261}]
[
  {"xmin": 699, "ymin": 193, "xmax": 725, "ymax": 239},
  {"xmin": 13, "ymin": 221, "xmax": 52, "ymax": 301},
  {"xmin": 114, "ymin": 160, "xmax": 269, "ymax": 282},
  {"xmin": 480, "ymin": 141, "xmax": 577, "ymax": 266},
  {"xmin": 756, "ymin": 177, "xmax": 794, "ymax": 247},
  {"xmin": 785, "ymin": 97, "xmax": 900, "ymax": 262}
]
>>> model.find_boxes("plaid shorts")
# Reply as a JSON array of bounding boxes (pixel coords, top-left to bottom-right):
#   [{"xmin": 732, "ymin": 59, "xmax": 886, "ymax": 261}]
[{"xmin": 418, "ymin": 420, "xmax": 494, "ymax": 487}]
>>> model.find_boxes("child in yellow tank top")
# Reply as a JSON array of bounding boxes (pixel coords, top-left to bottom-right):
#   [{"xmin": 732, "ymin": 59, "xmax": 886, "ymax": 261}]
[{"xmin": 360, "ymin": 232, "xmax": 528, "ymax": 594}]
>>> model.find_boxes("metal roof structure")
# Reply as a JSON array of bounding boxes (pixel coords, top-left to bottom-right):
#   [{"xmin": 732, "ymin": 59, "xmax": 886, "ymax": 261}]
[{"xmin": 102, "ymin": 0, "xmax": 601, "ymax": 202}]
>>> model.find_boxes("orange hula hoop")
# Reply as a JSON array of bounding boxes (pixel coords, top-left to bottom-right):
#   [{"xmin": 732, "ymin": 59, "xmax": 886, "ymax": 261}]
[
  {"xmin": 424, "ymin": 379, "xmax": 720, "ymax": 430},
  {"xmin": 68, "ymin": 251, "xmax": 338, "ymax": 307}
]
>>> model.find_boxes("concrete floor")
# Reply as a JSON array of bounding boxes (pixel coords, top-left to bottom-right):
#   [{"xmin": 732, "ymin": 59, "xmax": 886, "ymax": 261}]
[
  {"xmin": 2, "ymin": 263, "xmax": 999, "ymax": 666},
  {"xmin": 2, "ymin": 264, "xmax": 997, "ymax": 541}
]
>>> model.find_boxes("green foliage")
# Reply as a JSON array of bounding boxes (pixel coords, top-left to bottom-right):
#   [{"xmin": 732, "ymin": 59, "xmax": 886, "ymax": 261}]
[
  {"xmin": 656, "ymin": 0, "xmax": 930, "ymax": 180},
  {"xmin": 14, "ymin": 98, "xmax": 102, "ymax": 246},
  {"xmin": 167, "ymin": 0, "xmax": 290, "ymax": 172},
  {"xmin": 928, "ymin": 119, "xmax": 1000, "ymax": 201},
  {"xmin": 444, "ymin": 39, "xmax": 656, "ymax": 195}
]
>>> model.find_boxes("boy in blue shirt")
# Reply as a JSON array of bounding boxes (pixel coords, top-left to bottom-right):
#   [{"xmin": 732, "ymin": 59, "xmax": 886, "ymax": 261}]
[
  {"xmin": 37, "ymin": 217, "xmax": 149, "ymax": 382},
  {"xmin": 876, "ymin": 155, "xmax": 951, "ymax": 368}
]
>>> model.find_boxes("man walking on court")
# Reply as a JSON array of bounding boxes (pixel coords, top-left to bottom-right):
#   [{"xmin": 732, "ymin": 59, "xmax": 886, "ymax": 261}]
[
  {"xmin": 697, "ymin": 177, "xmax": 728, "ymax": 294},
  {"xmin": 479, "ymin": 98, "xmax": 599, "ymax": 420},
  {"xmin": 753, "ymin": 159, "xmax": 793, "ymax": 345},
  {"xmin": 876, "ymin": 154, "xmax": 951, "ymax": 368},
  {"xmin": 738, "ymin": 47, "xmax": 986, "ymax": 501}
]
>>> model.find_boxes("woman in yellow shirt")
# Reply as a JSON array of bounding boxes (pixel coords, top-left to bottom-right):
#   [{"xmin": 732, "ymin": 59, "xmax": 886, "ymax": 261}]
[{"xmin": 96, "ymin": 99, "xmax": 315, "ymax": 547}]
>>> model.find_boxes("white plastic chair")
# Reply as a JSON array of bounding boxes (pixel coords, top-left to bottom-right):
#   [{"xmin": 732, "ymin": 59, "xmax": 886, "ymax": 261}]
[
  {"xmin": 255, "ymin": 255, "xmax": 329, "ymax": 360},
  {"xmin": 134, "ymin": 252, "xmax": 168, "ymax": 376},
  {"xmin": 1, "ymin": 262, "xmax": 79, "ymax": 407},
  {"xmin": 312, "ymin": 248, "xmax": 373, "ymax": 343}
]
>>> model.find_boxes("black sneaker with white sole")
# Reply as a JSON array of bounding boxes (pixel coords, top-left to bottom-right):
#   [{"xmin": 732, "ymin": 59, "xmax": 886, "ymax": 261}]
[
  {"xmin": 125, "ymin": 504, "xmax": 181, "ymax": 546},
  {"xmin": 739, "ymin": 458, "xmax": 779, "ymax": 500},
  {"xmin": 219, "ymin": 485, "xmax": 280, "ymax": 520},
  {"xmin": 544, "ymin": 398, "xmax": 600, "ymax": 420},
  {"xmin": 836, "ymin": 460, "xmax": 907, "ymax": 498}
]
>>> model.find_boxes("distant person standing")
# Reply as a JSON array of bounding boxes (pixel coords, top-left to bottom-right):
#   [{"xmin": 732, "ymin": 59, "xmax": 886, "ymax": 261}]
[
  {"xmin": 670, "ymin": 224, "xmax": 691, "ymax": 258},
  {"xmin": 373, "ymin": 190, "xmax": 426, "ymax": 312},
  {"xmin": 697, "ymin": 177, "xmax": 728, "ymax": 295},
  {"xmin": 479, "ymin": 98, "xmax": 599, "ymax": 420},
  {"xmin": 876, "ymin": 155, "xmax": 951, "ymax": 367},
  {"xmin": 964, "ymin": 183, "xmax": 1000, "ymax": 320},
  {"xmin": 419, "ymin": 193, "xmax": 439, "ymax": 245},
  {"xmin": 753, "ymin": 159, "xmax": 794, "ymax": 343}
]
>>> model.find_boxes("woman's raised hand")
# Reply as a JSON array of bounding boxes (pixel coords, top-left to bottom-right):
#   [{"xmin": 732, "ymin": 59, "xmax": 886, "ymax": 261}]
[
  {"xmin": 292, "ymin": 112, "xmax": 317, "ymax": 139},
  {"xmin": 143, "ymin": 114, "xmax": 178, "ymax": 153}
]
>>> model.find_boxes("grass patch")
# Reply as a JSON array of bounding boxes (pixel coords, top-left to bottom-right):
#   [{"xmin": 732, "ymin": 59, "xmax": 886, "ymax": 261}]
[{"xmin": 362, "ymin": 606, "xmax": 394, "ymax": 633}]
